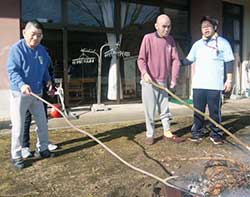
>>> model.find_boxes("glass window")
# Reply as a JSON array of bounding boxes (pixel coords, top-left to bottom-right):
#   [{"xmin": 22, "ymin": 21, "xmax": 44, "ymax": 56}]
[
  {"xmin": 123, "ymin": 3, "xmax": 160, "ymax": 27},
  {"xmin": 162, "ymin": 0, "xmax": 189, "ymax": 6},
  {"xmin": 234, "ymin": 44, "xmax": 240, "ymax": 54},
  {"xmin": 68, "ymin": 0, "xmax": 114, "ymax": 27},
  {"xmin": 164, "ymin": 8, "xmax": 189, "ymax": 54},
  {"xmin": 224, "ymin": 3, "xmax": 241, "ymax": 15},
  {"xmin": 42, "ymin": 30, "xmax": 63, "ymax": 78},
  {"xmin": 164, "ymin": 8, "xmax": 188, "ymax": 37},
  {"xmin": 22, "ymin": 0, "xmax": 61, "ymax": 23},
  {"xmin": 223, "ymin": 2, "xmax": 242, "ymax": 57},
  {"xmin": 67, "ymin": 30, "xmax": 109, "ymax": 104},
  {"xmin": 121, "ymin": 2, "xmax": 189, "ymax": 99},
  {"xmin": 233, "ymin": 20, "xmax": 240, "ymax": 40}
]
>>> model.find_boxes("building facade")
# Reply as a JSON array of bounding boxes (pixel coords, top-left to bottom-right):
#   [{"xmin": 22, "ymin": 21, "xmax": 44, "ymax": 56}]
[{"xmin": 1, "ymin": 0, "xmax": 250, "ymax": 109}]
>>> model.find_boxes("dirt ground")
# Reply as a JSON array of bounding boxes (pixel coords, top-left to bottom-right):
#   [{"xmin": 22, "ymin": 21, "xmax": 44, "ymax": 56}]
[{"xmin": 1, "ymin": 111, "xmax": 250, "ymax": 197}]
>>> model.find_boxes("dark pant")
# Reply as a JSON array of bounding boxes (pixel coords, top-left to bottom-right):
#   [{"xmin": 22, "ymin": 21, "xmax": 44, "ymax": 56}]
[
  {"xmin": 22, "ymin": 103, "xmax": 48, "ymax": 148},
  {"xmin": 191, "ymin": 89, "xmax": 223, "ymax": 139}
]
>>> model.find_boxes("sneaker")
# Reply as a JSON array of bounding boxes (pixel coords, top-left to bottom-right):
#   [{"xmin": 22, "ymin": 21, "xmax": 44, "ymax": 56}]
[
  {"xmin": 21, "ymin": 147, "xmax": 32, "ymax": 159},
  {"xmin": 145, "ymin": 137, "xmax": 155, "ymax": 145},
  {"xmin": 34, "ymin": 149, "xmax": 55, "ymax": 159},
  {"xmin": 48, "ymin": 143, "xmax": 58, "ymax": 151},
  {"xmin": 12, "ymin": 158, "xmax": 25, "ymax": 169},
  {"xmin": 209, "ymin": 137, "xmax": 224, "ymax": 145},
  {"xmin": 188, "ymin": 136, "xmax": 203, "ymax": 142}
]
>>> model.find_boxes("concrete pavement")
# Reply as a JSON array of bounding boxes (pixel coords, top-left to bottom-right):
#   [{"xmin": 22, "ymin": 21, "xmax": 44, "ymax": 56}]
[
  {"xmin": 1, "ymin": 98, "xmax": 250, "ymax": 133},
  {"xmin": 0, "ymin": 101, "xmax": 187, "ymax": 132}
]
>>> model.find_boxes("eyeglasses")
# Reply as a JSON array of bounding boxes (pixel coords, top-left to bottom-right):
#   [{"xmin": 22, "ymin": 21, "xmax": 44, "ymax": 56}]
[{"xmin": 201, "ymin": 25, "xmax": 213, "ymax": 29}]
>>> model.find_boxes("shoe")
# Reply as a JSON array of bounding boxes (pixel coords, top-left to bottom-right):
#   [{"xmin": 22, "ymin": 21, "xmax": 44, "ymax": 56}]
[
  {"xmin": 21, "ymin": 147, "xmax": 32, "ymax": 159},
  {"xmin": 188, "ymin": 136, "xmax": 203, "ymax": 142},
  {"xmin": 145, "ymin": 137, "xmax": 155, "ymax": 145},
  {"xmin": 48, "ymin": 143, "xmax": 58, "ymax": 151},
  {"xmin": 209, "ymin": 137, "xmax": 224, "ymax": 145},
  {"xmin": 34, "ymin": 149, "xmax": 55, "ymax": 159},
  {"xmin": 12, "ymin": 158, "xmax": 25, "ymax": 169},
  {"xmin": 163, "ymin": 135, "xmax": 186, "ymax": 143}
]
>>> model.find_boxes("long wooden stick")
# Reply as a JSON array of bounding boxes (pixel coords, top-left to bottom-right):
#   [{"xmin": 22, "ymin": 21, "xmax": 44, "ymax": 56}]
[
  {"xmin": 30, "ymin": 92, "xmax": 196, "ymax": 194},
  {"xmin": 150, "ymin": 81, "xmax": 250, "ymax": 151}
]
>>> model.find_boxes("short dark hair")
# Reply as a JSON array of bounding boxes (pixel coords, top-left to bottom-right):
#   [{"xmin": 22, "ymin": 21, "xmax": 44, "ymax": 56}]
[
  {"xmin": 200, "ymin": 16, "xmax": 219, "ymax": 31},
  {"xmin": 25, "ymin": 20, "xmax": 44, "ymax": 32}
]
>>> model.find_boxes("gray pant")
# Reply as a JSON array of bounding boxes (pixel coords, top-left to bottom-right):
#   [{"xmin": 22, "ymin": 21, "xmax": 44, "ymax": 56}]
[
  {"xmin": 141, "ymin": 81, "xmax": 171, "ymax": 137},
  {"xmin": 10, "ymin": 90, "xmax": 49, "ymax": 159}
]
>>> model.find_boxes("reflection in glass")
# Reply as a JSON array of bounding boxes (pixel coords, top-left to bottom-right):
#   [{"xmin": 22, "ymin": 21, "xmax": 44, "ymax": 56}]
[
  {"xmin": 42, "ymin": 30, "xmax": 63, "ymax": 78},
  {"xmin": 164, "ymin": 8, "xmax": 188, "ymax": 37},
  {"xmin": 121, "ymin": 2, "xmax": 190, "ymax": 98},
  {"xmin": 162, "ymin": 0, "xmax": 189, "ymax": 6},
  {"xmin": 164, "ymin": 8, "xmax": 189, "ymax": 55},
  {"xmin": 234, "ymin": 44, "xmax": 240, "ymax": 54},
  {"xmin": 22, "ymin": 0, "xmax": 61, "ymax": 23},
  {"xmin": 233, "ymin": 20, "xmax": 240, "ymax": 40},
  {"xmin": 123, "ymin": 3, "xmax": 160, "ymax": 27},
  {"xmin": 67, "ymin": 31, "xmax": 108, "ymax": 105},
  {"xmin": 121, "ymin": 3, "xmax": 159, "ymax": 99},
  {"xmin": 68, "ymin": 0, "xmax": 114, "ymax": 27},
  {"xmin": 224, "ymin": 3, "xmax": 241, "ymax": 15},
  {"xmin": 223, "ymin": 17, "xmax": 234, "ymax": 42}
]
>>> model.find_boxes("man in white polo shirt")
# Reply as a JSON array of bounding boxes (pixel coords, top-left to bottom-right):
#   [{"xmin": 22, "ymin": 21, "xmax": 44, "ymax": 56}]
[{"xmin": 182, "ymin": 16, "xmax": 234, "ymax": 145}]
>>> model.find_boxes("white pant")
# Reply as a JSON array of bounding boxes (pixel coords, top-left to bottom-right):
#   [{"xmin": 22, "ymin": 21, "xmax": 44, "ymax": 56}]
[
  {"xmin": 10, "ymin": 91, "xmax": 49, "ymax": 159},
  {"xmin": 141, "ymin": 81, "xmax": 172, "ymax": 137}
]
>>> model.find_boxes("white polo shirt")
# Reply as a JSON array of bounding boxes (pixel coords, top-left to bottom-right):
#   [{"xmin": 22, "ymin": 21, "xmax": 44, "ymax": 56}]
[{"xmin": 187, "ymin": 36, "xmax": 234, "ymax": 90}]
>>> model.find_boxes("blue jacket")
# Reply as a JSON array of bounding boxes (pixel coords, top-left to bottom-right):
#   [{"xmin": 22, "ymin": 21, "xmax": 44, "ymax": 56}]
[{"xmin": 7, "ymin": 39, "xmax": 51, "ymax": 94}]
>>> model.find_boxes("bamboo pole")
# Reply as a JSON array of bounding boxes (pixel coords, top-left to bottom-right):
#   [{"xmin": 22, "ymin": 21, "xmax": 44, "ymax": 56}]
[
  {"xmin": 30, "ymin": 92, "xmax": 196, "ymax": 195},
  {"xmin": 150, "ymin": 81, "xmax": 250, "ymax": 152}
]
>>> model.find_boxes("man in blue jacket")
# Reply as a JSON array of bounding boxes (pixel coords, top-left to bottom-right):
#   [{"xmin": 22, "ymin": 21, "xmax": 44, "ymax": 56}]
[
  {"xmin": 7, "ymin": 20, "xmax": 54, "ymax": 169},
  {"xmin": 21, "ymin": 53, "xmax": 58, "ymax": 159}
]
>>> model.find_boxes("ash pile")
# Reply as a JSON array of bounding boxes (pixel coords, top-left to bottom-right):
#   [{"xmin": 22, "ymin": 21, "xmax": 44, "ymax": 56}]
[
  {"xmin": 200, "ymin": 160, "xmax": 250, "ymax": 195},
  {"xmin": 153, "ymin": 159, "xmax": 250, "ymax": 196},
  {"xmin": 186, "ymin": 160, "xmax": 250, "ymax": 196}
]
